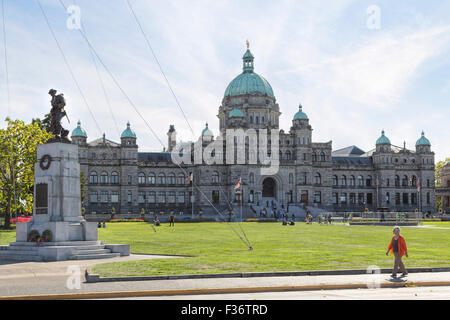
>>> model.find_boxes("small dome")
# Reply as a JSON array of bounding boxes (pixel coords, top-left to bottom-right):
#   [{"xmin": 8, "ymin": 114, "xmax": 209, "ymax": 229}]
[
  {"xmin": 376, "ymin": 130, "xmax": 391, "ymax": 145},
  {"xmin": 229, "ymin": 107, "xmax": 244, "ymax": 118},
  {"xmin": 201, "ymin": 123, "xmax": 213, "ymax": 137},
  {"xmin": 71, "ymin": 120, "xmax": 87, "ymax": 137},
  {"xmin": 121, "ymin": 121, "xmax": 136, "ymax": 139},
  {"xmin": 293, "ymin": 104, "xmax": 308, "ymax": 120},
  {"xmin": 416, "ymin": 131, "xmax": 431, "ymax": 146}
]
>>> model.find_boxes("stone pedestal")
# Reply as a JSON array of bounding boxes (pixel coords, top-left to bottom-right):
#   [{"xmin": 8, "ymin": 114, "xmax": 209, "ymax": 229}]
[{"xmin": 0, "ymin": 142, "xmax": 129, "ymax": 262}]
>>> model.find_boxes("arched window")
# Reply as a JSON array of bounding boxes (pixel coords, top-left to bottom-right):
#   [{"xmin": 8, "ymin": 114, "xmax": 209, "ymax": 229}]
[
  {"xmin": 312, "ymin": 152, "xmax": 317, "ymax": 162},
  {"xmin": 212, "ymin": 171, "xmax": 219, "ymax": 183},
  {"xmin": 350, "ymin": 175, "xmax": 355, "ymax": 187},
  {"xmin": 279, "ymin": 150, "xmax": 283, "ymax": 160},
  {"xmin": 138, "ymin": 172, "xmax": 146, "ymax": 184},
  {"xmin": 100, "ymin": 172, "xmax": 108, "ymax": 184},
  {"xmin": 358, "ymin": 175, "xmax": 364, "ymax": 187},
  {"xmin": 111, "ymin": 172, "xmax": 119, "ymax": 184},
  {"xmin": 168, "ymin": 173, "xmax": 176, "ymax": 185},
  {"xmin": 89, "ymin": 171, "xmax": 98, "ymax": 184},
  {"xmin": 148, "ymin": 173, "xmax": 156, "ymax": 184},
  {"xmin": 366, "ymin": 175, "xmax": 372, "ymax": 187},
  {"xmin": 286, "ymin": 150, "xmax": 291, "ymax": 160},
  {"xmin": 395, "ymin": 175, "xmax": 400, "ymax": 187},
  {"xmin": 289, "ymin": 173, "xmax": 294, "ymax": 184},
  {"xmin": 314, "ymin": 173, "xmax": 321, "ymax": 185},
  {"xmin": 158, "ymin": 173, "xmax": 166, "ymax": 185},
  {"xmin": 341, "ymin": 175, "xmax": 347, "ymax": 186},
  {"xmin": 411, "ymin": 176, "xmax": 417, "ymax": 187},
  {"xmin": 402, "ymin": 175, "xmax": 408, "ymax": 187},
  {"xmin": 320, "ymin": 152, "xmax": 326, "ymax": 162},
  {"xmin": 332, "ymin": 175, "xmax": 338, "ymax": 186},
  {"xmin": 177, "ymin": 173, "xmax": 185, "ymax": 185},
  {"xmin": 249, "ymin": 173, "xmax": 254, "ymax": 184}
]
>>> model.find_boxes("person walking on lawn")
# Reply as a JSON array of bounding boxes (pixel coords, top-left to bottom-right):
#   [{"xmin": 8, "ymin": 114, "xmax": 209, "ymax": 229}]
[{"xmin": 386, "ymin": 226, "xmax": 408, "ymax": 278}]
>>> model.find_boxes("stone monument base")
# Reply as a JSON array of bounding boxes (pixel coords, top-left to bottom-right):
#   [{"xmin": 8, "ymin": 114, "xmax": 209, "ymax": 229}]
[{"xmin": 0, "ymin": 238, "xmax": 129, "ymax": 262}]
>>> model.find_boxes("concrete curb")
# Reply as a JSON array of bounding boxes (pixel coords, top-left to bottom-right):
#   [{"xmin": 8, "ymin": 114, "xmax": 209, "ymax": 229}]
[
  {"xmin": 86, "ymin": 267, "xmax": 450, "ymax": 283},
  {"xmin": 2, "ymin": 280, "xmax": 450, "ymax": 300}
]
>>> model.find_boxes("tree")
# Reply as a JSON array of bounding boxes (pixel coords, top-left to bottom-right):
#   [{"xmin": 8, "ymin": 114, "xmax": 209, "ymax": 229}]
[
  {"xmin": 32, "ymin": 113, "xmax": 52, "ymax": 133},
  {"xmin": 0, "ymin": 118, "xmax": 53, "ymax": 228},
  {"xmin": 435, "ymin": 158, "xmax": 450, "ymax": 212}
]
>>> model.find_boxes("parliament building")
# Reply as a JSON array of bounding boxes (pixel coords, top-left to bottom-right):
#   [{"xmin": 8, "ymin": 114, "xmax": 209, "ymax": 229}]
[{"xmin": 71, "ymin": 47, "xmax": 437, "ymax": 216}]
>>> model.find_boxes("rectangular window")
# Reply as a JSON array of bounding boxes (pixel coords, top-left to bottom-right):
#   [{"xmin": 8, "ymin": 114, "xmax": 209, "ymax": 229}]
[
  {"xmin": 128, "ymin": 175, "xmax": 132, "ymax": 185},
  {"xmin": 111, "ymin": 191, "xmax": 119, "ymax": 203},
  {"xmin": 100, "ymin": 191, "xmax": 108, "ymax": 203},
  {"xmin": 212, "ymin": 190, "xmax": 220, "ymax": 204},
  {"xmin": 158, "ymin": 192, "xmax": 166, "ymax": 204},
  {"xmin": 367, "ymin": 193, "xmax": 373, "ymax": 205},
  {"xmin": 427, "ymin": 192, "xmax": 430, "ymax": 204},
  {"xmin": 340, "ymin": 193, "xmax": 347, "ymax": 204},
  {"xmin": 411, "ymin": 193, "xmax": 417, "ymax": 205},
  {"xmin": 395, "ymin": 193, "xmax": 400, "ymax": 205},
  {"xmin": 127, "ymin": 190, "xmax": 132, "ymax": 203},
  {"xmin": 386, "ymin": 192, "xmax": 390, "ymax": 204},
  {"xmin": 314, "ymin": 191, "xmax": 321, "ymax": 204},
  {"xmin": 138, "ymin": 191, "xmax": 145, "ymax": 204},
  {"xmin": 89, "ymin": 192, "xmax": 98, "ymax": 203},
  {"xmin": 402, "ymin": 193, "xmax": 409, "ymax": 205},
  {"xmin": 349, "ymin": 193, "xmax": 356, "ymax": 205},
  {"xmin": 168, "ymin": 191, "xmax": 176, "ymax": 204},
  {"xmin": 358, "ymin": 193, "xmax": 364, "ymax": 205},
  {"xmin": 148, "ymin": 192, "xmax": 156, "ymax": 204},
  {"xmin": 332, "ymin": 192, "xmax": 338, "ymax": 204},
  {"xmin": 178, "ymin": 192, "xmax": 185, "ymax": 204}
]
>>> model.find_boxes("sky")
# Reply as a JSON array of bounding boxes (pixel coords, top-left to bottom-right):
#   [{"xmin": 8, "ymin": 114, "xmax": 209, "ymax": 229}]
[{"xmin": 1, "ymin": 0, "xmax": 449, "ymax": 162}]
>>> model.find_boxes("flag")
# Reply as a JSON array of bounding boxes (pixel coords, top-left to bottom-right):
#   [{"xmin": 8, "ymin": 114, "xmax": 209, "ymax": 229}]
[
  {"xmin": 234, "ymin": 177, "xmax": 241, "ymax": 189},
  {"xmin": 186, "ymin": 172, "xmax": 193, "ymax": 185},
  {"xmin": 417, "ymin": 178, "xmax": 421, "ymax": 192}
]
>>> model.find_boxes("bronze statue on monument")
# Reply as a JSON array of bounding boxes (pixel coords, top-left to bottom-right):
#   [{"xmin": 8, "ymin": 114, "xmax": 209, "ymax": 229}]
[{"xmin": 47, "ymin": 89, "xmax": 70, "ymax": 143}]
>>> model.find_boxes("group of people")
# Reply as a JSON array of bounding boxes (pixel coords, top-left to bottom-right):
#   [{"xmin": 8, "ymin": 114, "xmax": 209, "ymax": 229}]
[
  {"xmin": 97, "ymin": 222, "xmax": 107, "ymax": 228},
  {"xmin": 152, "ymin": 212, "xmax": 175, "ymax": 227}
]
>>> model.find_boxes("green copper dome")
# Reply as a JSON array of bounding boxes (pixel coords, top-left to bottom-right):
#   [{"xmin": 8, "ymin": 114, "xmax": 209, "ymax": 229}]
[
  {"xmin": 201, "ymin": 123, "xmax": 213, "ymax": 137},
  {"xmin": 293, "ymin": 104, "xmax": 308, "ymax": 120},
  {"xmin": 224, "ymin": 48, "xmax": 275, "ymax": 99},
  {"xmin": 376, "ymin": 130, "xmax": 391, "ymax": 145},
  {"xmin": 121, "ymin": 121, "xmax": 136, "ymax": 139},
  {"xmin": 416, "ymin": 131, "xmax": 431, "ymax": 146},
  {"xmin": 71, "ymin": 120, "xmax": 87, "ymax": 137},
  {"xmin": 229, "ymin": 107, "xmax": 244, "ymax": 118}
]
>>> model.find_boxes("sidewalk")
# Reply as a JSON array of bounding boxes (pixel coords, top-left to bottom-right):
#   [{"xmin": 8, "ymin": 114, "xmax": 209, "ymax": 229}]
[{"xmin": 0, "ymin": 255, "xmax": 450, "ymax": 299}]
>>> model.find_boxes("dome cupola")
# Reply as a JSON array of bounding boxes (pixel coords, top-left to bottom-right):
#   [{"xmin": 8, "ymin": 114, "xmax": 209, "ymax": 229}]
[
  {"xmin": 71, "ymin": 120, "xmax": 87, "ymax": 137},
  {"xmin": 376, "ymin": 130, "xmax": 391, "ymax": 145},
  {"xmin": 416, "ymin": 131, "xmax": 431, "ymax": 147},
  {"xmin": 293, "ymin": 104, "xmax": 308, "ymax": 120},
  {"xmin": 121, "ymin": 121, "xmax": 137, "ymax": 139}
]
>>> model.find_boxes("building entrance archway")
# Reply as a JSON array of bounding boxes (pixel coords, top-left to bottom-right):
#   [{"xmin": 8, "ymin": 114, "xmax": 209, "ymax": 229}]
[{"xmin": 262, "ymin": 177, "xmax": 276, "ymax": 198}]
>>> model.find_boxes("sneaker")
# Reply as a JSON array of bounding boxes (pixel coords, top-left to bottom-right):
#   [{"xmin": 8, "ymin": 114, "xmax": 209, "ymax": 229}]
[
  {"xmin": 391, "ymin": 274, "xmax": 397, "ymax": 278},
  {"xmin": 401, "ymin": 273, "xmax": 408, "ymax": 277}
]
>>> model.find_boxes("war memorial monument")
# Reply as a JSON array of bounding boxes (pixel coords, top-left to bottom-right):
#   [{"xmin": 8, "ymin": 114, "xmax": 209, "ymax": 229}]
[{"xmin": 0, "ymin": 90, "xmax": 130, "ymax": 261}]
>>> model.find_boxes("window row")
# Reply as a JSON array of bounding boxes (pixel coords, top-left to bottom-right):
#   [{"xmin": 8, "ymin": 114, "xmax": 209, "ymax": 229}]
[{"xmin": 89, "ymin": 191, "xmax": 188, "ymax": 204}]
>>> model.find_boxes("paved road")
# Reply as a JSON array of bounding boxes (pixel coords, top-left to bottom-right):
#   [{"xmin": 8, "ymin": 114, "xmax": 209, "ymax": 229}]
[{"xmin": 102, "ymin": 286, "xmax": 450, "ymax": 300}]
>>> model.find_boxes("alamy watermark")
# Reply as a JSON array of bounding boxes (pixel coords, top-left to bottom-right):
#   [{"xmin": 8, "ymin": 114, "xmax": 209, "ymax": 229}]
[
  {"xmin": 366, "ymin": 5, "xmax": 381, "ymax": 30},
  {"xmin": 170, "ymin": 128, "xmax": 280, "ymax": 175},
  {"xmin": 66, "ymin": 5, "xmax": 81, "ymax": 30},
  {"xmin": 66, "ymin": 265, "xmax": 81, "ymax": 290}
]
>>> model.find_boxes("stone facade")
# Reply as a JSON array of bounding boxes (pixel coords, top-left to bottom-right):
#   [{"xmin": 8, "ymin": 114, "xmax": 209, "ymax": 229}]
[
  {"xmin": 72, "ymin": 48, "xmax": 437, "ymax": 216},
  {"xmin": 437, "ymin": 161, "xmax": 450, "ymax": 214}
]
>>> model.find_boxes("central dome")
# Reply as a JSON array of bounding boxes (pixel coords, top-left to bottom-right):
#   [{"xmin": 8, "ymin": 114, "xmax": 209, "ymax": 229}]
[{"xmin": 224, "ymin": 48, "xmax": 275, "ymax": 99}]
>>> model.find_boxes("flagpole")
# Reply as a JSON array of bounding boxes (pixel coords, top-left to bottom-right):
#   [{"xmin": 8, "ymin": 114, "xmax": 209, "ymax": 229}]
[{"xmin": 191, "ymin": 174, "xmax": 194, "ymax": 220}]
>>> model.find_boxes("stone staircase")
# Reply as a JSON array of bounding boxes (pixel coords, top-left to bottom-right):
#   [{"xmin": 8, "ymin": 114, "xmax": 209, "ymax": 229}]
[{"xmin": 0, "ymin": 240, "xmax": 121, "ymax": 262}]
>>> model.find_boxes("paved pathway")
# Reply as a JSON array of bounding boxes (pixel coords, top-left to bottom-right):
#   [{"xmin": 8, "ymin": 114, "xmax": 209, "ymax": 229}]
[{"xmin": 1, "ymin": 254, "xmax": 450, "ymax": 298}]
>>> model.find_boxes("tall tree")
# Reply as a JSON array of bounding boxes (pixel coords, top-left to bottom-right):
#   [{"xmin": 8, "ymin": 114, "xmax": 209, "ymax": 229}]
[{"xmin": 0, "ymin": 118, "xmax": 52, "ymax": 228}]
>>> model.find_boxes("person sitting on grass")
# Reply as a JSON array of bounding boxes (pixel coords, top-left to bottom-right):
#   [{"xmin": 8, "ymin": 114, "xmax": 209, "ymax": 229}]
[
  {"xmin": 386, "ymin": 226, "xmax": 408, "ymax": 278},
  {"xmin": 282, "ymin": 218, "xmax": 288, "ymax": 226},
  {"xmin": 288, "ymin": 219, "xmax": 295, "ymax": 226}
]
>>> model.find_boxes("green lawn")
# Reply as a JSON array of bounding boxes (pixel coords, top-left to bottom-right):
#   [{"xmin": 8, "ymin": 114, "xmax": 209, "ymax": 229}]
[
  {"xmin": 2, "ymin": 221, "xmax": 449, "ymax": 277},
  {"xmin": 90, "ymin": 221, "xmax": 450, "ymax": 277}
]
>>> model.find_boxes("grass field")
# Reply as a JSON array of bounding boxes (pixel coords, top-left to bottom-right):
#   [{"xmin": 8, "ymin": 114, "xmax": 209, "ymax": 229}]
[{"xmin": 1, "ymin": 221, "xmax": 449, "ymax": 277}]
